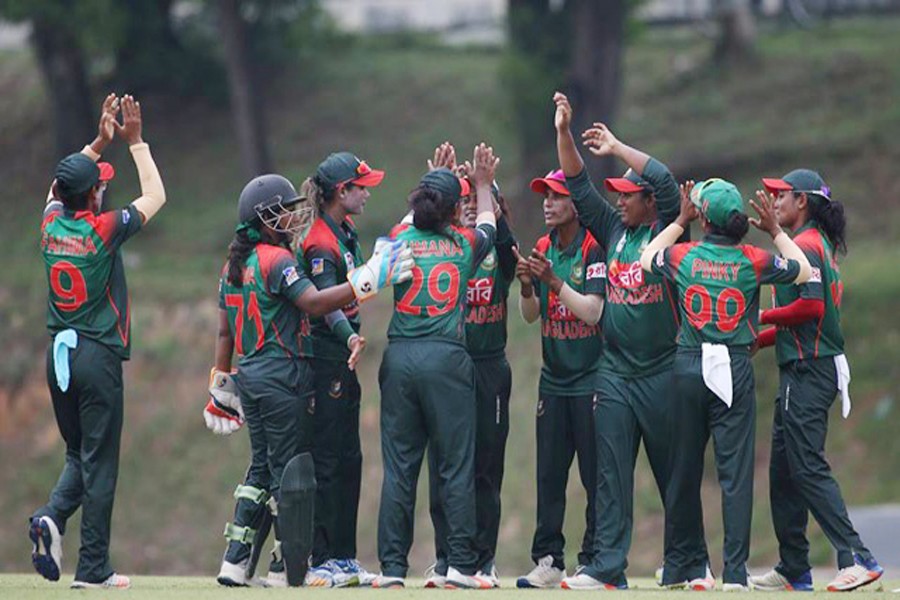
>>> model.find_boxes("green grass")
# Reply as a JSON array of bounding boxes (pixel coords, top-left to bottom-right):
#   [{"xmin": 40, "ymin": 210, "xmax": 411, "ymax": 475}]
[
  {"xmin": 1, "ymin": 575, "xmax": 897, "ymax": 598},
  {"xmin": 2, "ymin": 16, "xmax": 900, "ymax": 580}
]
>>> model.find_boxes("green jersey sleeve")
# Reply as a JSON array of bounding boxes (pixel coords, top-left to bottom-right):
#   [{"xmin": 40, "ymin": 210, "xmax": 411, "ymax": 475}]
[
  {"xmin": 744, "ymin": 246, "xmax": 802, "ymax": 285},
  {"xmin": 583, "ymin": 239, "xmax": 607, "ymax": 296},
  {"xmin": 305, "ymin": 246, "xmax": 340, "ymax": 290},
  {"xmin": 267, "ymin": 252, "xmax": 312, "ymax": 304},
  {"xmin": 795, "ymin": 236, "xmax": 826, "ymax": 301},
  {"xmin": 641, "ymin": 157, "xmax": 680, "ymax": 229},
  {"xmin": 472, "ymin": 222, "xmax": 497, "ymax": 266},
  {"xmin": 495, "ymin": 215, "xmax": 517, "ymax": 284},
  {"xmin": 565, "ymin": 167, "xmax": 620, "ymax": 250}
]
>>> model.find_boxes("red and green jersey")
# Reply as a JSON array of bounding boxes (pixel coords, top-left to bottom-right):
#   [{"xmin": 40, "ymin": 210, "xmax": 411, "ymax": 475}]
[
  {"xmin": 533, "ymin": 227, "xmax": 605, "ymax": 396},
  {"xmin": 41, "ymin": 202, "xmax": 143, "ymax": 359},
  {"xmin": 650, "ymin": 235, "xmax": 802, "ymax": 347},
  {"xmin": 465, "ymin": 216, "xmax": 517, "ymax": 359},
  {"xmin": 218, "ymin": 243, "xmax": 313, "ymax": 363},
  {"xmin": 772, "ymin": 222, "xmax": 844, "ymax": 364},
  {"xmin": 566, "ymin": 160, "xmax": 682, "ymax": 377},
  {"xmin": 387, "ymin": 222, "xmax": 496, "ymax": 343},
  {"xmin": 298, "ymin": 214, "xmax": 364, "ymax": 361}
]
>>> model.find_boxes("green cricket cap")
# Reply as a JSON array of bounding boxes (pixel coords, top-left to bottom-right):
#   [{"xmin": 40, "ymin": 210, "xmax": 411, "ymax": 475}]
[
  {"xmin": 315, "ymin": 151, "xmax": 384, "ymax": 193},
  {"xmin": 762, "ymin": 168, "xmax": 831, "ymax": 202},
  {"xmin": 55, "ymin": 153, "xmax": 100, "ymax": 196},
  {"xmin": 419, "ymin": 168, "xmax": 463, "ymax": 203},
  {"xmin": 692, "ymin": 178, "xmax": 745, "ymax": 228}
]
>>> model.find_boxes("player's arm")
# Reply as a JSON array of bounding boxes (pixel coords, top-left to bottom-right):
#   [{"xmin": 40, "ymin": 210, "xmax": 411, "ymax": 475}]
[
  {"xmin": 205, "ymin": 298, "xmax": 242, "ymax": 435},
  {"xmin": 641, "ymin": 181, "xmax": 698, "ymax": 272},
  {"xmin": 750, "ymin": 191, "xmax": 811, "ymax": 284},
  {"xmin": 553, "ymin": 92, "xmax": 618, "ymax": 247},
  {"xmin": 495, "ymin": 213, "xmax": 518, "ymax": 283},
  {"xmin": 527, "ymin": 247, "xmax": 603, "ymax": 325},
  {"xmin": 470, "ymin": 143, "xmax": 500, "ymax": 263},
  {"xmin": 761, "ymin": 234, "xmax": 826, "ymax": 326},
  {"xmin": 112, "ymin": 95, "xmax": 166, "ymax": 225},
  {"xmin": 214, "ymin": 308, "xmax": 234, "ymax": 372},
  {"xmin": 303, "ymin": 246, "xmax": 365, "ymax": 366}
]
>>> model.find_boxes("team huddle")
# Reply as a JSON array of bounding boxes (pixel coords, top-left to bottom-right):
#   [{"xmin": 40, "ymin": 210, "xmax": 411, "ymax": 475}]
[{"xmin": 28, "ymin": 91, "xmax": 885, "ymax": 592}]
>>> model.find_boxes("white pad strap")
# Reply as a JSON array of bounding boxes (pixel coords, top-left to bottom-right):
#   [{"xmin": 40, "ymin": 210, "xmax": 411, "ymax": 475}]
[{"xmin": 233, "ymin": 484, "xmax": 267, "ymax": 504}]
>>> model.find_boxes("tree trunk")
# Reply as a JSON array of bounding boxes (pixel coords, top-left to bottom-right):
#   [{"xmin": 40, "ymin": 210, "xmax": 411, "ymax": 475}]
[
  {"xmin": 714, "ymin": 0, "xmax": 757, "ymax": 64},
  {"xmin": 566, "ymin": 0, "xmax": 626, "ymax": 181},
  {"xmin": 30, "ymin": 17, "xmax": 94, "ymax": 158},
  {"xmin": 217, "ymin": 0, "xmax": 272, "ymax": 178}
]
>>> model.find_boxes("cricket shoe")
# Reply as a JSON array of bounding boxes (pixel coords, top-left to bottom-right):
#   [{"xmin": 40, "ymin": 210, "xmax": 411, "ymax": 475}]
[
  {"xmin": 30, "ymin": 516, "xmax": 62, "ymax": 582},
  {"xmin": 305, "ymin": 562, "xmax": 336, "ymax": 587},
  {"xmin": 265, "ymin": 568, "xmax": 287, "ymax": 588},
  {"xmin": 561, "ymin": 572, "xmax": 627, "ymax": 590},
  {"xmin": 516, "ymin": 554, "xmax": 565, "ymax": 588},
  {"xmin": 71, "ymin": 573, "xmax": 131, "ymax": 589},
  {"xmin": 656, "ymin": 565, "xmax": 686, "ymax": 589},
  {"xmin": 826, "ymin": 554, "xmax": 883, "ymax": 592},
  {"xmin": 216, "ymin": 558, "xmax": 250, "ymax": 587},
  {"xmin": 372, "ymin": 573, "xmax": 405, "ymax": 588},
  {"xmin": 329, "ymin": 559, "xmax": 362, "ymax": 587},
  {"xmin": 347, "ymin": 559, "xmax": 377, "ymax": 586},
  {"xmin": 688, "ymin": 565, "xmax": 716, "ymax": 591},
  {"xmin": 723, "ymin": 583, "xmax": 750, "ymax": 592},
  {"xmin": 476, "ymin": 564, "xmax": 501, "ymax": 588},
  {"xmin": 749, "ymin": 568, "xmax": 813, "ymax": 592},
  {"xmin": 445, "ymin": 566, "xmax": 494, "ymax": 589},
  {"xmin": 424, "ymin": 563, "xmax": 447, "ymax": 588}
]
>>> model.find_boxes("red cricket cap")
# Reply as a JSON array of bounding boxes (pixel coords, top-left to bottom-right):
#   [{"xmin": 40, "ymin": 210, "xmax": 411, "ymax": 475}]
[
  {"xmin": 98, "ymin": 162, "xmax": 115, "ymax": 182},
  {"xmin": 459, "ymin": 177, "xmax": 472, "ymax": 197},
  {"xmin": 604, "ymin": 169, "xmax": 651, "ymax": 194},
  {"xmin": 762, "ymin": 178, "xmax": 793, "ymax": 193},
  {"xmin": 530, "ymin": 169, "xmax": 570, "ymax": 196}
]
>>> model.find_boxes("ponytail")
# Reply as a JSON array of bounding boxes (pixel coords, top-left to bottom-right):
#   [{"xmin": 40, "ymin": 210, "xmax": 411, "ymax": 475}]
[
  {"xmin": 708, "ymin": 212, "xmax": 749, "ymax": 244},
  {"xmin": 410, "ymin": 186, "xmax": 456, "ymax": 232},
  {"xmin": 810, "ymin": 197, "xmax": 847, "ymax": 255},
  {"xmin": 226, "ymin": 228, "xmax": 258, "ymax": 287}
]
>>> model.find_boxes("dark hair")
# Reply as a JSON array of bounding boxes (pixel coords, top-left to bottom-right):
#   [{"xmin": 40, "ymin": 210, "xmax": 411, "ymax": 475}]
[
  {"xmin": 496, "ymin": 192, "xmax": 512, "ymax": 222},
  {"xmin": 809, "ymin": 196, "xmax": 847, "ymax": 255},
  {"xmin": 708, "ymin": 212, "xmax": 750, "ymax": 243},
  {"xmin": 58, "ymin": 187, "xmax": 92, "ymax": 211},
  {"xmin": 310, "ymin": 175, "xmax": 336, "ymax": 213},
  {"xmin": 410, "ymin": 186, "xmax": 457, "ymax": 232},
  {"xmin": 226, "ymin": 228, "xmax": 258, "ymax": 287}
]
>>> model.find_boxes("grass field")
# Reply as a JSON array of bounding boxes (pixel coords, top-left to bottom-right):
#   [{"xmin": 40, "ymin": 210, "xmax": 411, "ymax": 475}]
[{"xmin": 1, "ymin": 575, "xmax": 897, "ymax": 599}]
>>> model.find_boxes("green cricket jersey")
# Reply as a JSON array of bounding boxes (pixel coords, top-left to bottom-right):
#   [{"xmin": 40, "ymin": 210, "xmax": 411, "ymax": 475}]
[
  {"xmin": 465, "ymin": 216, "xmax": 516, "ymax": 359},
  {"xmin": 387, "ymin": 222, "xmax": 496, "ymax": 343},
  {"xmin": 772, "ymin": 222, "xmax": 844, "ymax": 364},
  {"xmin": 218, "ymin": 243, "xmax": 313, "ymax": 362},
  {"xmin": 566, "ymin": 159, "xmax": 682, "ymax": 377},
  {"xmin": 650, "ymin": 235, "xmax": 802, "ymax": 347},
  {"xmin": 41, "ymin": 202, "xmax": 143, "ymax": 359},
  {"xmin": 533, "ymin": 227, "xmax": 606, "ymax": 395},
  {"xmin": 299, "ymin": 214, "xmax": 364, "ymax": 361}
]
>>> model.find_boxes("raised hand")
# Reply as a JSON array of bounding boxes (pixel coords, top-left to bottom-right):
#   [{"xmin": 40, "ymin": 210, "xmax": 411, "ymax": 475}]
[
  {"xmin": 676, "ymin": 180, "xmax": 699, "ymax": 227},
  {"xmin": 512, "ymin": 246, "xmax": 533, "ymax": 287},
  {"xmin": 347, "ymin": 335, "xmax": 366, "ymax": 371},
  {"xmin": 528, "ymin": 248, "xmax": 561, "ymax": 291},
  {"xmin": 750, "ymin": 189, "xmax": 782, "ymax": 237},
  {"xmin": 89, "ymin": 93, "xmax": 119, "ymax": 154},
  {"xmin": 427, "ymin": 141, "xmax": 457, "ymax": 172},
  {"xmin": 581, "ymin": 122, "xmax": 619, "ymax": 157},
  {"xmin": 113, "ymin": 94, "xmax": 143, "ymax": 145},
  {"xmin": 348, "ymin": 237, "xmax": 416, "ymax": 302},
  {"xmin": 472, "ymin": 143, "xmax": 500, "ymax": 188},
  {"xmin": 553, "ymin": 92, "xmax": 573, "ymax": 132}
]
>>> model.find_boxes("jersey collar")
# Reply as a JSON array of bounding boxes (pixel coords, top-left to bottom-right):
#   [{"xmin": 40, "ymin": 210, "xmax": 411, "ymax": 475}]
[
  {"xmin": 550, "ymin": 225, "xmax": 586, "ymax": 257},
  {"xmin": 322, "ymin": 212, "xmax": 358, "ymax": 253}
]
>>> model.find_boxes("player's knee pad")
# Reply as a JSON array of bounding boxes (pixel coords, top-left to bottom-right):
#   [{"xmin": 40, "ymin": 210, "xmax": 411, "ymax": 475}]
[{"xmin": 224, "ymin": 484, "xmax": 270, "ymax": 547}]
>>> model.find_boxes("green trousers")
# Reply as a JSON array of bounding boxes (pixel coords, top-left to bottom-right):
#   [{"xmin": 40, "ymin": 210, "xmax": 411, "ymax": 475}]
[
  {"xmin": 309, "ymin": 358, "xmax": 363, "ymax": 566},
  {"xmin": 583, "ymin": 367, "xmax": 705, "ymax": 587},
  {"xmin": 33, "ymin": 339, "xmax": 123, "ymax": 583},
  {"xmin": 427, "ymin": 355, "xmax": 512, "ymax": 574},
  {"xmin": 664, "ymin": 348, "xmax": 755, "ymax": 586},
  {"xmin": 377, "ymin": 339, "xmax": 478, "ymax": 577},
  {"xmin": 529, "ymin": 392, "xmax": 597, "ymax": 570},
  {"xmin": 770, "ymin": 357, "xmax": 872, "ymax": 578}
]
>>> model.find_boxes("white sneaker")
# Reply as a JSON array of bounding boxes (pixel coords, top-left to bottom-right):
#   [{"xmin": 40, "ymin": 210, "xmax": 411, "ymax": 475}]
[
  {"xmin": 424, "ymin": 563, "xmax": 447, "ymax": 588},
  {"xmin": 826, "ymin": 555, "xmax": 884, "ymax": 592},
  {"xmin": 328, "ymin": 559, "xmax": 361, "ymax": 588},
  {"xmin": 265, "ymin": 569, "xmax": 287, "ymax": 588},
  {"xmin": 372, "ymin": 573, "xmax": 405, "ymax": 588},
  {"xmin": 516, "ymin": 555, "xmax": 565, "ymax": 588},
  {"xmin": 445, "ymin": 566, "xmax": 494, "ymax": 589},
  {"xmin": 657, "ymin": 564, "xmax": 689, "ymax": 589},
  {"xmin": 476, "ymin": 564, "xmax": 500, "ymax": 588},
  {"xmin": 723, "ymin": 583, "xmax": 750, "ymax": 592},
  {"xmin": 349, "ymin": 559, "xmax": 377, "ymax": 586},
  {"xmin": 30, "ymin": 516, "xmax": 63, "ymax": 582},
  {"xmin": 749, "ymin": 568, "xmax": 813, "ymax": 592},
  {"xmin": 561, "ymin": 572, "xmax": 624, "ymax": 590},
  {"xmin": 71, "ymin": 573, "xmax": 131, "ymax": 589},
  {"xmin": 688, "ymin": 565, "xmax": 716, "ymax": 591},
  {"xmin": 217, "ymin": 558, "xmax": 249, "ymax": 587},
  {"xmin": 305, "ymin": 562, "xmax": 336, "ymax": 587}
]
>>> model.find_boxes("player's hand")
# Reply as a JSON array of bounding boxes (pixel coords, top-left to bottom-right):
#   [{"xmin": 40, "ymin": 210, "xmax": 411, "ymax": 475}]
[
  {"xmin": 427, "ymin": 142, "xmax": 457, "ymax": 172},
  {"xmin": 114, "ymin": 95, "xmax": 144, "ymax": 146},
  {"xmin": 528, "ymin": 248, "xmax": 562, "ymax": 291},
  {"xmin": 89, "ymin": 93, "xmax": 119, "ymax": 155},
  {"xmin": 553, "ymin": 92, "xmax": 573, "ymax": 132},
  {"xmin": 347, "ymin": 334, "xmax": 366, "ymax": 371},
  {"xmin": 512, "ymin": 246, "xmax": 534, "ymax": 291},
  {"xmin": 348, "ymin": 237, "xmax": 415, "ymax": 302},
  {"xmin": 676, "ymin": 180, "xmax": 699, "ymax": 227},
  {"xmin": 471, "ymin": 143, "xmax": 500, "ymax": 188},
  {"xmin": 749, "ymin": 189, "xmax": 782, "ymax": 238},
  {"xmin": 581, "ymin": 122, "xmax": 619, "ymax": 157},
  {"xmin": 204, "ymin": 368, "xmax": 244, "ymax": 435}
]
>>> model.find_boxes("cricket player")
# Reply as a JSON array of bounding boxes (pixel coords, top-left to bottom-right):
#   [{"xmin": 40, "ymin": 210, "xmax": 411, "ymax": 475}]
[
  {"xmin": 750, "ymin": 170, "xmax": 883, "ymax": 592},
  {"xmin": 640, "ymin": 178, "xmax": 812, "ymax": 591},
  {"xmin": 29, "ymin": 94, "xmax": 164, "ymax": 590},
  {"xmin": 515, "ymin": 169, "xmax": 606, "ymax": 589}
]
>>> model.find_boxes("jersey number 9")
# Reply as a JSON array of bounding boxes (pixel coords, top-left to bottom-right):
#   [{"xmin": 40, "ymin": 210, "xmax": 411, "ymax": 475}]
[{"xmin": 50, "ymin": 260, "xmax": 88, "ymax": 312}]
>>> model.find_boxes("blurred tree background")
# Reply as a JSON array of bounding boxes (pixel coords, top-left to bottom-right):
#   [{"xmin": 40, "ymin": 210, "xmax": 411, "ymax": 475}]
[{"xmin": 1, "ymin": 0, "xmax": 899, "ymax": 580}]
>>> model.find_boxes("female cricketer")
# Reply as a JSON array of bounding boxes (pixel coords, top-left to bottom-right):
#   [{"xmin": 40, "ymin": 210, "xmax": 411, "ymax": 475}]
[
  {"xmin": 749, "ymin": 169, "xmax": 883, "ymax": 592},
  {"xmin": 514, "ymin": 169, "xmax": 606, "ymax": 589},
  {"xmin": 374, "ymin": 144, "xmax": 498, "ymax": 590},
  {"xmin": 552, "ymin": 92, "xmax": 711, "ymax": 590},
  {"xmin": 299, "ymin": 152, "xmax": 385, "ymax": 588},
  {"xmin": 30, "ymin": 94, "xmax": 164, "ymax": 590},
  {"xmin": 425, "ymin": 144, "xmax": 518, "ymax": 589},
  {"xmin": 640, "ymin": 178, "xmax": 811, "ymax": 591},
  {"xmin": 211, "ymin": 174, "xmax": 411, "ymax": 587}
]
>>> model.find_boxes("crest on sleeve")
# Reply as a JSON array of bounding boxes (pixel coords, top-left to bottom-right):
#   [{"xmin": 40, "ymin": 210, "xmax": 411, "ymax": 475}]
[
  {"xmin": 283, "ymin": 265, "xmax": 301, "ymax": 286},
  {"xmin": 655, "ymin": 250, "xmax": 665, "ymax": 268},
  {"xmin": 121, "ymin": 208, "xmax": 131, "ymax": 224},
  {"xmin": 344, "ymin": 252, "xmax": 355, "ymax": 270},
  {"xmin": 773, "ymin": 256, "xmax": 789, "ymax": 271},
  {"xmin": 809, "ymin": 267, "xmax": 822, "ymax": 283},
  {"xmin": 311, "ymin": 258, "xmax": 324, "ymax": 275}
]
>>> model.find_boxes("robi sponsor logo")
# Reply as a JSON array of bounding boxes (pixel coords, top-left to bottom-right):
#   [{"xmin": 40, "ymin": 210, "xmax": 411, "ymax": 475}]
[
  {"xmin": 466, "ymin": 277, "xmax": 494, "ymax": 306},
  {"xmin": 607, "ymin": 259, "xmax": 644, "ymax": 289},
  {"xmin": 547, "ymin": 291, "xmax": 577, "ymax": 322}
]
